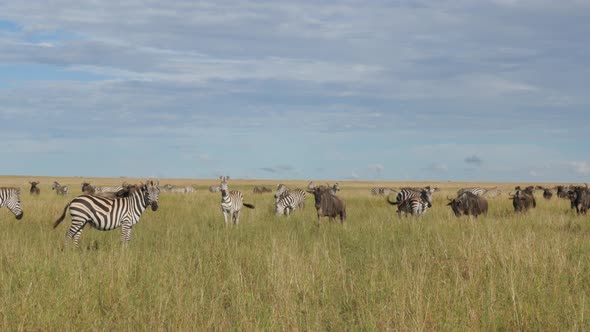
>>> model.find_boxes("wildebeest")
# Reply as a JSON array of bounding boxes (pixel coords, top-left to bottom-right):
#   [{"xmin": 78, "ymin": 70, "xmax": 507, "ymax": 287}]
[
  {"xmin": 253, "ymin": 186, "xmax": 272, "ymax": 194},
  {"xmin": 29, "ymin": 181, "xmax": 40, "ymax": 195},
  {"xmin": 510, "ymin": 188, "xmax": 536, "ymax": 212},
  {"xmin": 536, "ymin": 186, "xmax": 553, "ymax": 200},
  {"xmin": 447, "ymin": 192, "xmax": 488, "ymax": 218},
  {"xmin": 81, "ymin": 182, "xmax": 96, "ymax": 194},
  {"xmin": 306, "ymin": 187, "xmax": 346, "ymax": 225},
  {"xmin": 568, "ymin": 185, "xmax": 590, "ymax": 215},
  {"xmin": 555, "ymin": 185, "xmax": 571, "ymax": 199}
]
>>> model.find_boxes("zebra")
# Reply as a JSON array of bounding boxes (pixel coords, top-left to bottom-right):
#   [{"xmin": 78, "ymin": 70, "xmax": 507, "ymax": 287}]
[
  {"xmin": 209, "ymin": 185, "xmax": 220, "ymax": 193},
  {"xmin": 52, "ymin": 181, "xmax": 69, "ymax": 195},
  {"xmin": 0, "ymin": 187, "xmax": 24, "ymax": 220},
  {"xmin": 95, "ymin": 185, "xmax": 124, "ymax": 193},
  {"xmin": 394, "ymin": 186, "xmax": 436, "ymax": 206},
  {"xmin": 276, "ymin": 184, "xmax": 306, "ymax": 209},
  {"xmin": 29, "ymin": 181, "xmax": 40, "ymax": 195},
  {"xmin": 219, "ymin": 176, "xmax": 254, "ymax": 225},
  {"xmin": 456, "ymin": 187, "xmax": 498, "ymax": 197},
  {"xmin": 53, "ymin": 181, "xmax": 160, "ymax": 247},
  {"xmin": 371, "ymin": 187, "xmax": 397, "ymax": 196},
  {"xmin": 169, "ymin": 186, "xmax": 196, "ymax": 193},
  {"xmin": 275, "ymin": 189, "xmax": 307, "ymax": 216},
  {"xmin": 387, "ymin": 190, "xmax": 431, "ymax": 217}
]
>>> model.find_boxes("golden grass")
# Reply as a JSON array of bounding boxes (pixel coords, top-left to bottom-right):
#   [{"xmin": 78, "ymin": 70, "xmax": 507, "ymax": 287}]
[{"xmin": 0, "ymin": 175, "xmax": 589, "ymax": 330}]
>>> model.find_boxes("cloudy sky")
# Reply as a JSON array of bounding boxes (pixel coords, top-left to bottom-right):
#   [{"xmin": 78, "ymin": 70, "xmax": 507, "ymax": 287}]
[{"xmin": 1, "ymin": 1, "xmax": 589, "ymax": 182}]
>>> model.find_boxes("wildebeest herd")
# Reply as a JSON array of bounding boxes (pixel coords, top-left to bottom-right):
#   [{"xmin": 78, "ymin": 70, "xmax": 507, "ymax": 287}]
[{"xmin": 0, "ymin": 179, "xmax": 588, "ymax": 248}]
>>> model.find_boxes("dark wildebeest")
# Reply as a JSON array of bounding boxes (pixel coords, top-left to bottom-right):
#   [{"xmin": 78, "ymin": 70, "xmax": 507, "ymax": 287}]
[
  {"xmin": 555, "ymin": 185, "xmax": 571, "ymax": 199},
  {"xmin": 306, "ymin": 187, "xmax": 346, "ymax": 225},
  {"xmin": 510, "ymin": 188, "xmax": 536, "ymax": 212},
  {"xmin": 447, "ymin": 192, "xmax": 488, "ymax": 218},
  {"xmin": 29, "ymin": 181, "xmax": 40, "ymax": 195},
  {"xmin": 536, "ymin": 186, "xmax": 553, "ymax": 200},
  {"xmin": 253, "ymin": 186, "xmax": 272, "ymax": 194},
  {"xmin": 81, "ymin": 182, "xmax": 96, "ymax": 194},
  {"xmin": 568, "ymin": 185, "xmax": 590, "ymax": 215}
]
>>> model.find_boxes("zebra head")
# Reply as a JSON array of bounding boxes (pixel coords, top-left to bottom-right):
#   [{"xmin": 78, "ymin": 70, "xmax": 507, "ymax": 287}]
[
  {"xmin": 275, "ymin": 184, "xmax": 288, "ymax": 202},
  {"xmin": 141, "ymin": 180, "xmax": 160, "ymax": 211},
  {"xmin": 219, "ymin": 176, "xmax": 230, "ymax": 193},
  {"xmin": 5, "ymin": 188, "xmax": 23, "ymax": 220},
  {"xmin": 421, "ymin": 188, "xmax": 434, "ymax": 208}
]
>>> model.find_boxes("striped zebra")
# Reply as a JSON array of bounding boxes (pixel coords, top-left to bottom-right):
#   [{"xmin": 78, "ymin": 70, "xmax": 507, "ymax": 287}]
[
  {"xmin": 0, "ymin": 187, "xmax": 24, "ymax": 220},
  {"xmin": 52, "ymin": 181, "xmax": 69, "ymax": 195},
  {"xmin": 81, "ymin": 182, "xmax": 96, "ymax": 194},
  {"xmin": 387, "ymin": 191, "xmax": 431, "ymax": 217},
  {"xmin": 53, "ymin": 181, "xmax": 160, "ymax": 247},
  {"xmin": 394, "ymin": 186, "xmax": 436, "ymax": 205},
  {"xmin": 95, "ymin": 185, "xmax": 124, "ymax": 193},
  {"xmin": 329, "ymin": 182, "xmax": 340, "ymax": 195},
  {"xmin": 456, "ymin": 187, "xmax": 498, "ymax": 197},
  {"xmin": 276, "ymin": 184, "xmax": 306, "ymax": 209},
  {"xmin": 371, "ymin": 187, "xmax": 397, "ymax": 196},
  {"xmin": 220, "ymin": 176, "xmax": 254, "ymax": 225},
  {"xmin": 169, "ymin": 186, "xmax": 196, "ymax": 193},
  {"xmin": 275, "ymin": 189, "xmax": 307, "ymax": 216},
  {"xmin": 209, "ymin": 185, "xmax": 220, "ymax": 193}
]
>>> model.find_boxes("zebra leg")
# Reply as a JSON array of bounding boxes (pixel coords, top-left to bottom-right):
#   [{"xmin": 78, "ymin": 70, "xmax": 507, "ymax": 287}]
[
  {"xmin": 234, "ymin": 210, "xmax": 241, "ymax": 225},
  {"xmin": 223, "ymin": 211, "xmax": 229, "ymax": 226},
  {"xmin": 120, "ymin": 223, "xmax": 133, "ymax": 245},
  {"xmin": 66, "ymin": 222, "xmax": 86, "ymax": 248}
]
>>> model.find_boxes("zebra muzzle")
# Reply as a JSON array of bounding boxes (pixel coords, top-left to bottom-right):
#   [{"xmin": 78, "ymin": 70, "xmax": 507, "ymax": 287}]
[
  {"xmin": 151, "ymin": 202, "xmax": 158, "ymax": 211},
  {"xmin": 15, "ymin": 212, "xmax": 24, "ymax": 220}
]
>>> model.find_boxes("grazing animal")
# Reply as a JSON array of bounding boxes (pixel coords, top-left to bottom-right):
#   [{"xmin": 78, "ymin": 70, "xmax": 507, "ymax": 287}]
[
  {"xmin": 275, "ymin": 189, "xmax": 307, "ymax": 216},
  {"xmin": 253, "ymin": 186, "xmax": 272, "ymax": 194},
  {"xmin": 276, "ymin": 184, "xmax": 306, "ymax": 209},
  {"xmin": 95, "ymin": 185, "xmax": 124, "ymax": 194},
  {"xmin": 29, "ymin": 181, "xmax": 40, "ymax": 195},
  {"xmin": 447, "ymin": 192, "xmax": 488, "ymax": 218},
  {"xmin": 306, "ymin": 187, "xmax": 346, "ymax": 225},
  {"xmin": 51, "ymin": 181, "xmax": 69, "ymax": 195},
  {"xmin": 556, "ymin": 185, "xmax": 571, "ymax": 199},
  {"xmin": 53, "ymin": 181, "xmax": 160, "ymax": 247},
  {"xmin": 394, "ymin": 186, "xmax": 436, "ymax": 207},
  {"xmin": 387, "ymin": 189, "xmax": 433, "ymax": 217},
  {"xmin": 536, "ymin": 186, "xmax": 553, "ymax": 200},
  {"xmin": 209, "ymin": 185, "xmax": 220, "ymax": 193},
  {"xmin": 0, "ymin": 187, "xmax": 24, "ymax": 220},
  {"xmin": 457, "ymin": 187, "xmax": 499, "ymax": 197},
  {"xmin": 219, "ymin": 176, "xmax": 254, "ymax": 225},
  {"xmin": 510, "ymin": 188, "xmax": 536, "ymax": 212},
  {"xmin": 81, "ymin": 182, "xmax": 96, "ymax": 194},
  {"xmin": 569, "ymin": 185, "xmax": 590, "ymax": 215},
  {"xmin": 371, "ymin": 187, "xmax": 397, "ymax": 196}
]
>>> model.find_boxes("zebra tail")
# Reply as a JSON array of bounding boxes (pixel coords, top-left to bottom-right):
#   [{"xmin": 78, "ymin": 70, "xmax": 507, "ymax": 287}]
[
  {"xmin": 53, "ymin": 201, "xmax": 72, "ymax": 229},
  {"xmin": 386, "ymin": 196, "xmax": 398, "ymax": 205},
  {"xmin": 243, "ymin": 203, "xmax": 255, "ymax": 209}
]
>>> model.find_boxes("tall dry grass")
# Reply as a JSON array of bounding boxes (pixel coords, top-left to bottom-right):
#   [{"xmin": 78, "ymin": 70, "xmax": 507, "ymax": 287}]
[{"xmin": 0, "ymin": 176, "xmax": 589, "ymax": 330}]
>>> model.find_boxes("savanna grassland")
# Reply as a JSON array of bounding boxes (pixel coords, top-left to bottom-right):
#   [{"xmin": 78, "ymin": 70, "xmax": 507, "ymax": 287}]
[{"xmin": 1, "ymin": 176, "xmax": 589, "ymax": 330}]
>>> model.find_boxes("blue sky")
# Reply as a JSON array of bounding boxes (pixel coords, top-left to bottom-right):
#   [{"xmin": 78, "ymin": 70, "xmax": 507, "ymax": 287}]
[{"xmin": 1, "ymin": 1, "xmax": 589, "ymax": 182}]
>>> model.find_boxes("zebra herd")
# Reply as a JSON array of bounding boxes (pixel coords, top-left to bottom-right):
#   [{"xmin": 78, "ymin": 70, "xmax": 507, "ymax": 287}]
[{"xmin": 1, "ymin": 180, "xmax": 589, "ymax": 248}]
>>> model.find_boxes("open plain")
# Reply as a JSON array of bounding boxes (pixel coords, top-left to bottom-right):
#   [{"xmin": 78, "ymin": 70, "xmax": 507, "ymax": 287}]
[{"xmin": 1, "ymin": 176, "xmax": 589, "ymax": 330}]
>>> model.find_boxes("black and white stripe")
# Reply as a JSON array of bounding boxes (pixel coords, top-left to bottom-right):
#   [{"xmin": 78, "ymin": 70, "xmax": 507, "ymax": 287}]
[
  {"xmin": 220, "ymin": 176, "xmax": 254, "ymax": 225},
  {"xmin": 0, "ymin": 187, "xmax": 24, "ymax": 220},
  {"xmin": 275, "ymin": 189, "xmax": 307, "ymax": 216},
  {"xmin": 95, "ymin": 185, "xmax": 124, "ymax": 193},
  {"xmin": 276, "ymin": 184, "xmax": 306, "ymax": 209},
  {"xmin": 52, "ymin": 181, "xmax": 69, "ymax": 195},
  {"xmin": 456, "ymin": 187, "xmax": 498, "ymax": 197},
  {"xmin": 387, "ymin": 189, "xmax": 432, "ymax": 217},
  {"xmin": 53, "ymin": 182, "xmax": 160, "ymax": 247},
  {"xmin": 209, "ymin": 185, "xmax": 220, "ymax": 193}
]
